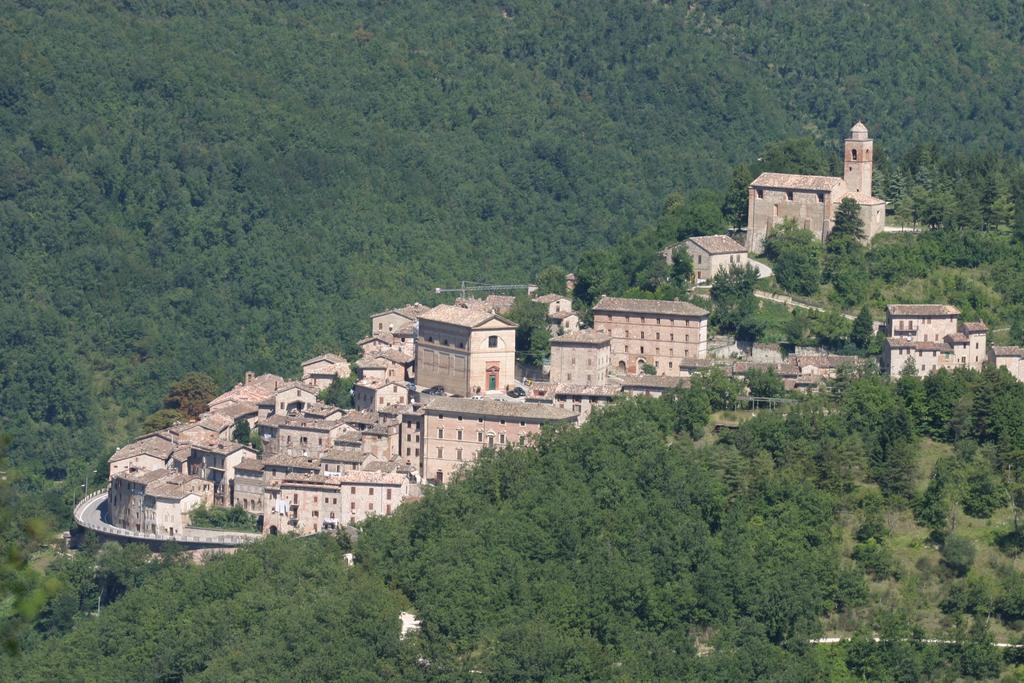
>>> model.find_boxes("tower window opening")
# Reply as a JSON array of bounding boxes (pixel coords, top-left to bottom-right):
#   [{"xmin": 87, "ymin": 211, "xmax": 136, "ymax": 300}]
[{"xmin": 851, "ymin": 149, "xmax": 858, "ymax": 161}]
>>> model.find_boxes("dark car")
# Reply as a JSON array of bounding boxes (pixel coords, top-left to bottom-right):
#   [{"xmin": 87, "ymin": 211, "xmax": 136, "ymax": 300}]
[
  {"xmin": 424, "ymin": 385, "xmax": 446, "ymax": 396},
  {"xmin": 507, "ymin": 386, "xmax": 526, "ymax": 398}
]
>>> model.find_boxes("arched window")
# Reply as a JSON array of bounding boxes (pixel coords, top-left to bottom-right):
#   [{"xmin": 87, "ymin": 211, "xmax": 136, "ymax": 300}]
[{"xmin": 851, "ymin": 149, "xmax": 858, "ymax": 160}]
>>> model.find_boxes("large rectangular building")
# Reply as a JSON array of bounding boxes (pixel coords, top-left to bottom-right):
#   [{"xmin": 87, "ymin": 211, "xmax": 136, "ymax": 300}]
[
  {"xmin": 591, "ymin": 296, "xmax": 708, "ymax": 376},
  {"xmin": 548, "ymin": 330, "xmax": 611, "ymax": 385},
  {"xmin": 882, "ymin": 304, "xmax": 988, "ymax": 376},
  {"xmin": 415, "ymin": 304, "xmax": 518, "ymax": 396},
  {"xmin": 414, "ymin": 397, "xmax": 576, "ymax": 484}
]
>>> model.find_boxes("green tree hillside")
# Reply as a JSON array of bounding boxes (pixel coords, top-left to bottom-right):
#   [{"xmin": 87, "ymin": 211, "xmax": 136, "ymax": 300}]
[{"xmin": 357, "ymin": 396, "xmax": 850, "ymax": 677}]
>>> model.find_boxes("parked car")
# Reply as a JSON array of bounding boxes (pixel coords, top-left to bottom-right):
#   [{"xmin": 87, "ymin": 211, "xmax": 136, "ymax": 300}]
[{"xmin": 507, "ymin": 386, "xmax": 526, "ymax": 398}]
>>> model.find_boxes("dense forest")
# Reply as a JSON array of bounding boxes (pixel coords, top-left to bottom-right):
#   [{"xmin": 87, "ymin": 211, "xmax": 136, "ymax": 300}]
[
  {"xmin": 5, "ymin": 0, "xmax": 1024, "ymax": 678},
  {"xmin": 12, "ymin": 368, "xmax": 1024, "ymax": 680}
]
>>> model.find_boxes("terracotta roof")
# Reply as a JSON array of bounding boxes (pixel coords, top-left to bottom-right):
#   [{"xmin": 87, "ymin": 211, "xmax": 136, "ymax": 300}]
[
  {"xmin": 687, "ymin": 234, "xmax": 746, "ymax": 255},
  {"xmin": 592, "ymin": 296, "xmax": 708, "ymax": 318},
  {"xmin": 423, "ymin": 396, "xmax": 576, "ymax": 421},
  {"xmin": 116, "ymin": 468, "xmax": 175, "ymax": 485},
  {"xmin": 534, "ymin": 293, "xmax": 568, "ymax": 304},
  {"xmin": 887, "ymin": 339, "xmax": 953, "ymax": 352},
  {"xmin": 945, "ymin": 333, "xmax": 969, "ymax": 344},
  {"xmin": 272, "ymin": 470, "xmax": 407, "ymax": 487},
  {"xmin": 376, "ymin": 349, "xmax": 414, "ymax": 364},
  {"xmin": 235, "ymin": 458, "xmax": 264, "ymax": 472},
  {"xmin": 302, "ymin": 353, "xmax": 348, "ymax": 367},
  {"xmin": 961, "ymin": 321, "xmax": 988, "ymax": 333},
  {"xmin": 358, "ymin": 333, "xmax": 395, "ymax": 346},
  {"xmin": 751, "ymin": 172, "xmax": 845, "ymax": 191},
  {"xmin": 620, "ymin": 375, "xmax": 689, "ymax": 389},
  {"xmin": 108, "ymin": 432, "xmax": 175, "ymax": 463},
  {"xmin": 550, "ymin": 330, "xmax": 611, "ymax": 346},
  {"xmin": 372, "ymin": 303, "xmax": 430, "ymax": 321},
  {"xmin": 418, "ymin": 304, "xmax": 516, "ymax": 328},
  {"xmin": 548, "ymin": 310, "xmax": 578, "ymax": 321},
  {"xmin": 262, "ymin": 455, "xmax": 321, "ymax": 470},
  {"xmin": 991, "ymin": 346, "xmax": 1024, "ymax": 357},
  {"xmin": 840, "ymin": 190, "xmax": 885, "ymax": 205},
  {"xmin": 794, "ymin": 354, "xmax": 866, "ymax": 368},
  {"xmin": 210, "ymin": 401, "xmax": 258, "ymax": 420},
  {"xmin": 887, "ymin": 304, "xmax": 960, "ymax": 316}
]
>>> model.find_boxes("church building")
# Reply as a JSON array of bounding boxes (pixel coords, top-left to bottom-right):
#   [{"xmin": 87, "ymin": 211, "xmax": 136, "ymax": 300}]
[{"xmin": 745, "ymin": 122, "xmax": 886, "ymax": 253}]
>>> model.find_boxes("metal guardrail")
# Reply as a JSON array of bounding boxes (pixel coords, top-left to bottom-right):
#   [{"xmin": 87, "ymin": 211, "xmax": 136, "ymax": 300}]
[{"xmin": 74, "ymin": 491, "xmax": 261, "ymax": 546}]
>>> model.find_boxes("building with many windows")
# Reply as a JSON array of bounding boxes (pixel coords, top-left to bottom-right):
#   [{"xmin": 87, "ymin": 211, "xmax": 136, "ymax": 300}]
[{"xmin": 591, "ymin": 296, "xmax": 708, "ymax": 375}]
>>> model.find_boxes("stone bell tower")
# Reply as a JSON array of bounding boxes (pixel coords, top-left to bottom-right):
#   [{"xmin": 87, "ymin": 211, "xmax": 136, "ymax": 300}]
[{"xmin": 844, "ymin": 121, "xmax": 873, "ymax": 195}]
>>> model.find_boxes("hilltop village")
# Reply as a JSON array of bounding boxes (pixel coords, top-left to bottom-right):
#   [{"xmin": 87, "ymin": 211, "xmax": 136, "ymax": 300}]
[{"xmin": 96, "ymin": 123, "xmax": 1024, "ymax": 542}]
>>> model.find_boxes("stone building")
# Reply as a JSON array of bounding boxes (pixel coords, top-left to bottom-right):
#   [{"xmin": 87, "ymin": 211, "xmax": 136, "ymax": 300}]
[
  {"xmin": 262, "ymin": 471, "xmax": 411, "ymax": 535},
  {"xmin": 108, "ymin": 470, "xmax": 213, "ymax": 536},
  {"xmin": 411, "ymin": 397, "xmax": 576, "ymax": 484},
  {"xmin": 591, "ymin": 296, "xmax": 709, "ymax": 375},
  {"xmin": 353, "ymin": 378, "xmax": 411, "ymax": 412},
  {"xmin": 256, "ymin": 382, "xmax": 319, "ymax": 420},
  {"xmin": 232, "ymin": 459, "xmax": 266, "ymax": 515},
  {"xmin": 534, "ymin": 293, "xmax": 580, "ymax": 334},
  {"xmin": 684, "ymin": 235, "xmax": 749, "ymax": 283},
  {"xmin": 746, "ymin": 122, "xmax": 886, "ymax": 253},
  {"xmin": 988, "ymin": 346, "xmax": 1024, "ymax": 382},
  {"xmin": 882, "ymin": 304, "xmax": 988, "ymax": 376},
  {"xmin": 371, "ymin": 303, "xmax": 430, "ymax": 336},
  {"xmin": 548, "ymin": 331, "xmax": 611, "ymax": 385},
  {"xmin": 301, "ymin": 353, "xmax": 351, "ymax": 389},
  {"xmin": 415, "ymin": 304, "xmax": 517, "ymax": 395},
  {"xmin": 259, "ymin": 414, "xmax": 355, "ymax": 459},
  {"xmin": 527, "ymin": 383, "xmax": 620, "ymax": 423},
  {"xmin": 620, "ymin": 375, "xmax": 689, "ymax": 398}
]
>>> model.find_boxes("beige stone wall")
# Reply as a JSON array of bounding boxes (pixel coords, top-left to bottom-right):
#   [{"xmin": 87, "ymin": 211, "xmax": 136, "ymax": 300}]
[
  {"xmin": 233, "ymin": 472, "xmax": 265, "ymax": 514},
  {"xmin": 353, "ymin": 382, "xmax": 409, "ymax": 412},
  {"xmin": 108, "ymin": 453, "xmax": 165, "ymax": 480},
  {"xmin": 989, "ymin": 352, "xmax": 1024, "ymax": 382},
  {"xmin": 271, "ymin": 423, "xmax": 348, "ymax": 459},
  {"xmin": 416, "ymin": 319, "xmax": 516, "ymax": 395},
  {"xmin": 887, "ymin": 314, "xmax": 959, "ymax": 343},
  {"xmin": 593, "ymin": 312, "xmax": 708, "ymax": 375},
  {"xmin": 420, "ymin": 411, "xmax": 543, "ymax": 483},
  {"xmin": 371, "ymin": 311, "xmax": 414, "ymax": 335},
  {"xmin": 549, "ymin": 342, "xmax": 610, "ymax": 385},
  {"xmin": 886, "ymin": 346, "xmax": 954, "ymax": 377},
  {"xmin": 548, "ymin": 394, "xmax": 614, "ymax": 424},
  {"xmin": 262, "ymin": 478, "xmax": 409, "ymax": 534},
  {"xmin": 747, "ymin": 187, "xmax": 835, "ymax": 253},
  {"xmin": 687, "ymin": 244, "xmax": 749, "ymax": 283}
]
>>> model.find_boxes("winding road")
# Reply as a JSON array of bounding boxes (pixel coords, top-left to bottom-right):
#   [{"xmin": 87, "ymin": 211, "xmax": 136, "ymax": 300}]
[{"xmin": 74, "ymin": 490, "xmax": 262, "ymax": 548}]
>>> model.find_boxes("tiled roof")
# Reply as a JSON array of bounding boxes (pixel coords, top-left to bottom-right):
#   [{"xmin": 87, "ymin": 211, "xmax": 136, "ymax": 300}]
[
  {"xmin": 794, "ymin": 354, "xmax": 866, "ymax": 368},
  {"xmin": 550, "ymin": 330, "xmax": 611, "ymax": 346},
  {"xmin": 991, "ymin": 346, "xmax": 1024, "ymax": 357},
  {"xmin": 302, "ymin": 353, "xmax": 348, "ymax": 367},
  {"xmin": 687, "ymin": 234, "xmax": 746, "ymax": 255},
  {"xmin": 945, "ymin": 333, "xmax": 969, "ymax": 344},
  {"xmin": 751, "ymin": 172, "xmax": 845, "ymax": 191},
  {"xmin": 840, "ymin": 190, "xmax": 885, "ymax": 205},
  {"xmin": 423, "ymin": 396, "xmax": 576, "ymax": 421},
  {"xmin": 209, "ymin": 400, "xmax": 258, "ymax": 420},
  {"xmin": 592, "ymin": 296, "xmax": 708, "ymax": 317},
  {"xmin": 548, "ymin": 310, "xmax": 578, "ymax": 321},
  {"xmin": 108, "ymin": 432, "xmax": 175, "ymax": 463},
  {"xmin": 261, "ymin": 455, "xmax": 321, "ymax": 470},
  {"xmin": 887, "ymin": 304, "xmax": 960, "ymax": 316},
  {"xmin": 961, "ymin": 321, "xmax": 988, "ymax": 333},
  {"xmin": 418, "ymin": 304, "xmax": 516, "ymax": 328},
  {"xmin": 235, "ymin": 458, "xmax": 265, "ymax": 472},
  {"xmin": 534, "ymin": 293, "xmax": 567, "ymax": 304},
  {"xmin": 887, "ymin": 339, "xmax": 953, "ymax": 352},
  {"xmin": 620, "ymin": 375, "xmax": 691, "ymax": 389}
]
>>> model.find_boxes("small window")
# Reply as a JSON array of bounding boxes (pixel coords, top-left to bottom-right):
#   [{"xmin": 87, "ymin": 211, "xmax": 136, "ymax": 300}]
[
  {"xmin": 488, "ymin": 335, "xmax": 498, "ymax": 348},
  {"xmin": 851, "ymin": 148, "xmax": 858, "ymax": 160},
  {"xmin": 756, "ymin": 188, "xmax": 764, "ymax": 199},
  {"xmin": 786, "ymin": 191, "xmax": 793, "ymax": 201}
]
